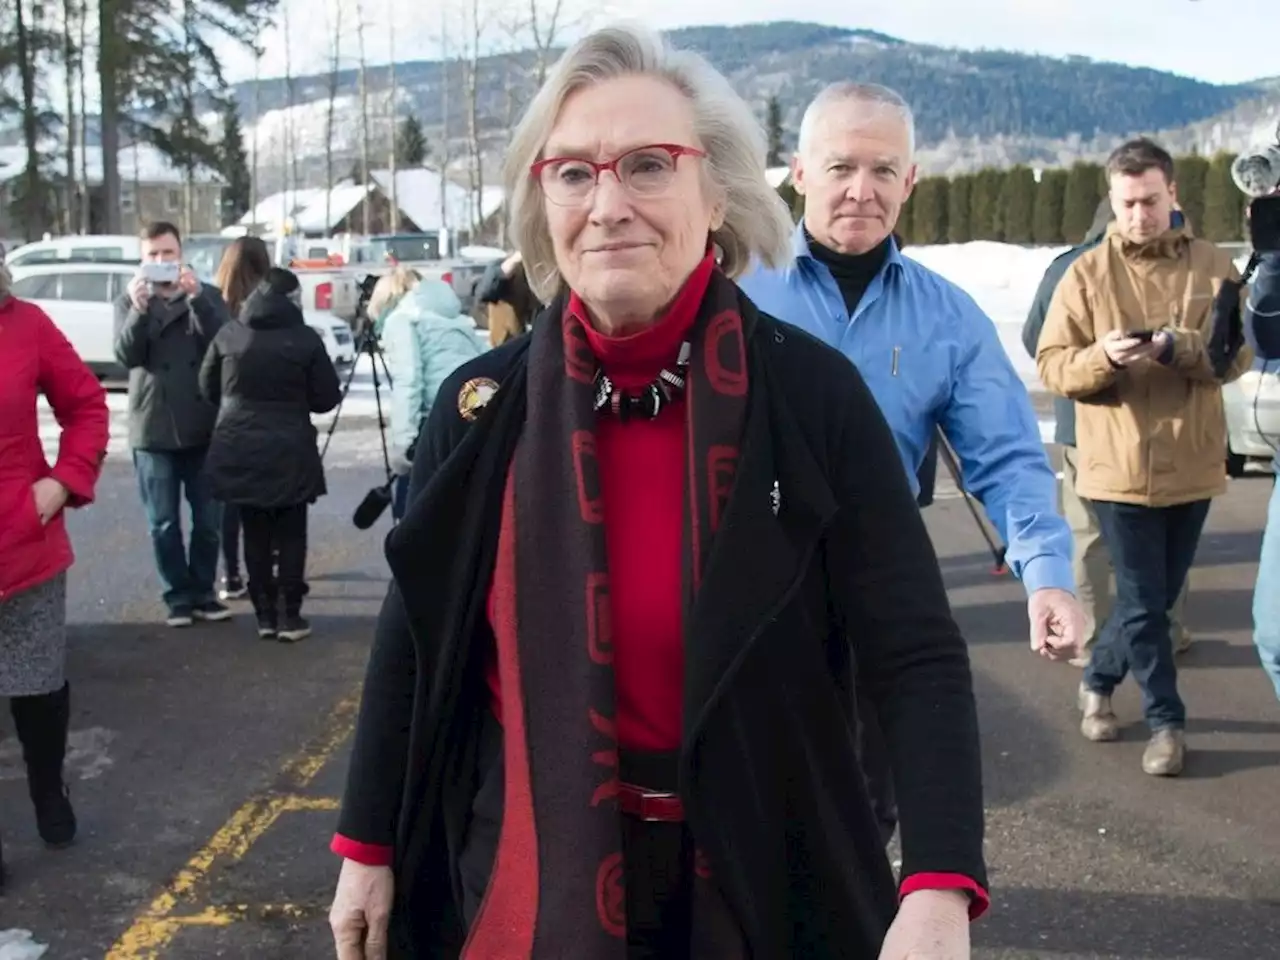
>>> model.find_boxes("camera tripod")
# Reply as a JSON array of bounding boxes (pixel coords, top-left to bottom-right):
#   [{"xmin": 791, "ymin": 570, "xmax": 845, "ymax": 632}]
[{"xmin": 319, "ymin": 331, "xmax": 394, "ymax": 479}]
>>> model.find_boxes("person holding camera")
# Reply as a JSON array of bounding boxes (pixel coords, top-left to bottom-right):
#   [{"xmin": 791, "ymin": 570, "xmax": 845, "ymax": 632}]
[
  {"xmin": 114, "ymin": 221, "xmax": 232, "ymax": 628},
  {"xmin": 1038, "ymin": 137, "xmax": 1254, "ymax": 776},
  {"xmin": 199, "ymin": 268, "xmax": 341, "ymax": 641},
  {"xmin": 366, "ymin": 267, "xmax": 484, "ymax": 520}
]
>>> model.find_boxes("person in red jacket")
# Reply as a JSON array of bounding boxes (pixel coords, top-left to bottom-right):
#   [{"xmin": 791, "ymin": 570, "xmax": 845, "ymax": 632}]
[{"xmin": 0, "ymin": 266, "xmax": 109, "ymax": 893}]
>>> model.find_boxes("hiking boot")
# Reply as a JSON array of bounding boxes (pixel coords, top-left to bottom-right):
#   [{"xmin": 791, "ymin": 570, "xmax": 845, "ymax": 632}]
[
  {"xmin": 192, "ymin": 601, "xmax": 232, "ymax": 622},
  {"xmin": 1142, "ymin": 728, "xmax": 1186, "ymax": 776},
  {"xmin": 1078, "ymin": 683, "xmax": 1119, "ymax": 742},
  {"xmin": 218, "ymin": 576, "xmax": 248, "ymax": 601}
]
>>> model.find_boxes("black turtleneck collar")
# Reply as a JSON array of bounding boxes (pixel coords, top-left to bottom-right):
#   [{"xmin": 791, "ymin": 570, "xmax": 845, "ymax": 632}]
[{"xmin": 805, "ymin": 228, "xmax": 893, "ymax": 316}]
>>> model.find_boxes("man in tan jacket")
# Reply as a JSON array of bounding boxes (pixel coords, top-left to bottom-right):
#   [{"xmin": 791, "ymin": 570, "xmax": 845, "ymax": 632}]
[{"xmin": 1037, "ymin": 137, "xmax": 1253, "ymax": 778}]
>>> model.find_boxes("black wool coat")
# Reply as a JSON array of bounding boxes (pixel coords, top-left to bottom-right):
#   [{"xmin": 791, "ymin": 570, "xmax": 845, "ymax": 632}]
[
  {"xmin": 199, "ymin": 289, "xmax": 342, "ymax": 508},
  {"xmin": 336, "ymin": 293, "xmax": 987, "ymax": 958}
]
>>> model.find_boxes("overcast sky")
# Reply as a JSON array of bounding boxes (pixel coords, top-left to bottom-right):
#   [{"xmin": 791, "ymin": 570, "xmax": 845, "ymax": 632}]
[{"xmin": 216, "ymin": 0, "xmax": 1274, "ymax": 88}]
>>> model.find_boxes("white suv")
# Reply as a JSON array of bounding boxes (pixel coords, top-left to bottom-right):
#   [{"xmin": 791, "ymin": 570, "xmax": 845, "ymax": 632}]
[{"xmin": 8, "ymin": 260, "xmax": 355, "ymax": 380}]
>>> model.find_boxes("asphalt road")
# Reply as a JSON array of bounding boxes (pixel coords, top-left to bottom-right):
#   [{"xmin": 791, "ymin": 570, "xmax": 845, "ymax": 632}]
[{"xmin": 1, "ymin": 456, "xmax": 1276, "ymax": 959}]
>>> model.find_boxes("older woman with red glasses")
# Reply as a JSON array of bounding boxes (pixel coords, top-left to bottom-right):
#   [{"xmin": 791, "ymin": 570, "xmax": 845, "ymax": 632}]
[{"xmin": 328, "ymin": 23, "xmax": 987, "ymax": 960}]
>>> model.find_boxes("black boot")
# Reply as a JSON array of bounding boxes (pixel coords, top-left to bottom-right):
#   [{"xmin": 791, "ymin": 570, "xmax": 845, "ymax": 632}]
[
  {"xmin": 10, "ymin": 682, "xmax": 77, "ymax": 848},
  {"xmin": 277, "ymin": 586, "xmax": 311, "ymax": 643}
]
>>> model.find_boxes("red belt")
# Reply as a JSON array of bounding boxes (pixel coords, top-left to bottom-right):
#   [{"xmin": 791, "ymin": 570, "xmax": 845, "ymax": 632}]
[{"xmin": 617, "ymin": 782, "xmax": 685, "ymax": 822}]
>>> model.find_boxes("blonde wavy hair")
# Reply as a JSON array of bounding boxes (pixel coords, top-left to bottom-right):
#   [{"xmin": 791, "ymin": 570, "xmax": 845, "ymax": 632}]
[
  {"xmin": 502, "ymin": 21, "xmax": 795, "ymax": 303},
  {"xmin": 367, "ymin": 266, "xmax": 422, "ymax": 323}
]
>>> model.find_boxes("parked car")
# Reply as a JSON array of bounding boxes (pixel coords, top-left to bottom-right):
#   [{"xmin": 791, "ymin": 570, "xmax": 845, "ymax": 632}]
[
  {"xmin": 1225, "ymin": 358, "xmax": 1280, "ymax": 476},
  {"xmin": 7, "ymin": 260, "xmax": 355, "ymax": 381},
  {"xmin": 5, "ymin": 233, "xmax": 141, "ymax": 268}
]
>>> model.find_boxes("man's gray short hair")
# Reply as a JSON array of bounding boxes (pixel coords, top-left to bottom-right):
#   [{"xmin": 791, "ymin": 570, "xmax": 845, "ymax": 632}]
[
  {"xmin": 797, "ymin": 82, "xmax": 916, "ymax": 159},
  {"xmin": 501, "ymin": 21, "xmax": 795, "ymax": 303}
]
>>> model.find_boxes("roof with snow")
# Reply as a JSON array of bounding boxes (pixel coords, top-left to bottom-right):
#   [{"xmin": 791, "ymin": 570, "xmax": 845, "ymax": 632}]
[
  {"xmin": 240, "ymin": 183, "xmax": 373, "ymax": 234},
  {"xmin": 0, "ymin": 143, "xmax": 225, "ymax": 185},
  {"xmin": 369, "ymin": 168, "xmax": 505, "ymax": 234}
]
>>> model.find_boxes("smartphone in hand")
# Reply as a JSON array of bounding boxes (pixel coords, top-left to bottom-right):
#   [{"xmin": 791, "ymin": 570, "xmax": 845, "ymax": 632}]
[{"xmin": 1123, "ymin": 329, "xmax": 1156, "ymax": 342}]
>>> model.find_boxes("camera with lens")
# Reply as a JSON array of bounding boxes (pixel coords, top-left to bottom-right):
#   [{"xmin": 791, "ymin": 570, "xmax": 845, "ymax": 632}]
[{"xmin": 1232, "ymin": 120, "xmax": 1280, "ymax": 254}]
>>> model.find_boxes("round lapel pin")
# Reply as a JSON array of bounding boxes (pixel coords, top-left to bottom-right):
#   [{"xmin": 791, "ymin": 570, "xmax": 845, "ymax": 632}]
[{"xmin": 457, "ymin": 377, "xmax": 500, "ymax": 421}]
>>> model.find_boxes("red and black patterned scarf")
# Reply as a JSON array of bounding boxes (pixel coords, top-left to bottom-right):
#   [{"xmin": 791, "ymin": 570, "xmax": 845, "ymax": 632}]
[{"xmin": 465, "ymin": 265, "xmax": 750, "ymax": 957}]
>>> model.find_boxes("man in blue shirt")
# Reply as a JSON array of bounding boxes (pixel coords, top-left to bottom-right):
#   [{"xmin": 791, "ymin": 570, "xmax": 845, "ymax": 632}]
[{"xmin": 739, "ymin": 81, "xmax": 1083, "ymax": 656}]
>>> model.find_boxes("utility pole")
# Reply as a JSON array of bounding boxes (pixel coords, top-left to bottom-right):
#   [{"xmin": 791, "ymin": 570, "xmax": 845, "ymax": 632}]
[{"xmin": 388, "ymin": 0, "xmax": 398, "ymax": 232}]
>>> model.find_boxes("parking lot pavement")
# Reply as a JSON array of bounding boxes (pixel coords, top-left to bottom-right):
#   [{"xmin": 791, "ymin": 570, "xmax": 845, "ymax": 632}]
[{"xmin": 1, "ymin": 457, "xmax": 1276, "ymax": 958}]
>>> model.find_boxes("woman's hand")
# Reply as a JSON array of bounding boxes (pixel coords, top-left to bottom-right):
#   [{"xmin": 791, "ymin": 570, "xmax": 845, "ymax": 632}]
[
  {"xmin": 330, "ymin": 860, "xmax": 394, "ymax": 960},
  {"xmin": 878, "ymin": 889, "xmax": 971, "ymax": 959},
  {"xmin": 32, "ymin": 477, "xmax": 69, "ymax": 524}
]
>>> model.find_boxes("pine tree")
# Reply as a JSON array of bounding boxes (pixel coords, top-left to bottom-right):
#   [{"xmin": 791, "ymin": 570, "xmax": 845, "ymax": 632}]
[
  {"xmin": 1173, "ymin": 153, "xmax": 1209, "ymax": 236},
  {"xmin": 947, "ymin": 174, "xmax": 972, "ymax": 243},
  {"xmin": 219, "ymin": 99, "xmax": 252, "ymax": 225},
  {"xmin": 765, "ymin": 95, "xmax": 785, "ymax": 167},
  {"xmin": 970, "ymin": 168, "xmax": 1005, "ymax": 240},
  {"xmin": 1062, "ymin": 160, "xmax": 1105, "ymax": 242},
  {"xmin": 1202, "ymin": 151, "xmax": 1244, "ymax": 242},
  {"xmin": 396, "ymin": 113, "xmax": 428, "ymax": 167},
  {"xmin": 1032, "ymin": 169, "xmax": 1067, "ymax": 244},
  {"xmin": 1000, "ymin": 165, "xmax": 1036, "ymax": 243},
  {"xmin": 911, "ymin": 176, "xmax": 948, "ymax": 245}
]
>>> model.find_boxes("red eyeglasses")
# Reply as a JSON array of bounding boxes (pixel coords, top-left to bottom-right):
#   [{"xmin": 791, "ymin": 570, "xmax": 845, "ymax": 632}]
[{"xmin": 531, "ymin": 143, "xmax": 707, "ymax": 206}]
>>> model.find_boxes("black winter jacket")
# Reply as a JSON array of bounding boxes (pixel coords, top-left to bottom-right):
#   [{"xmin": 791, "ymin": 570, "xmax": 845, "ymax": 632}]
[
  {"xmin": 335, "ymin": 292, "xmax": 987, "ymax": 957},
  {"xmin": 198, "ymin": 288, "xmax": 342, "ymax": 507},
  {"xmin": 114, "ymin": 282, "xmax": 230, "ymax": 451},
  {"xmin": 1246, "ymin": 251, "xmax": 1280, "ymax": 360}
]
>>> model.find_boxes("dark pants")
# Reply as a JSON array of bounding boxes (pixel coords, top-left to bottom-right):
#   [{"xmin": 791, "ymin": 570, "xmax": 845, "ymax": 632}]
[
  {"xmin": 1084, "ymin": 498, "xmax": 1211, "ymax": 731},
  {"xmin": 132, "ymin": 447, "xmax": 223, "ymax": 612},
  {"xmin": 240, "ymin": 503, "xmax": 309, "ymax": 616},
  {"xmin": 221, "ymin": 503, "xmax": 241, "ymax": 580}
]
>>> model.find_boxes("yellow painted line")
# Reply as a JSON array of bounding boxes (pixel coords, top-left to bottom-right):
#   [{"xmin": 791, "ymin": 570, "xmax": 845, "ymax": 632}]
[
  {"xmin": 170, "ymin": 901, "xmax": 329, "ymax": 925},
  {"xmin": 282, "ymin": 795, "xmax": 341, "ymax": 812},
  {"xmin": 105, "ymin": 691, "xmax": 361, "ymax": 959}
]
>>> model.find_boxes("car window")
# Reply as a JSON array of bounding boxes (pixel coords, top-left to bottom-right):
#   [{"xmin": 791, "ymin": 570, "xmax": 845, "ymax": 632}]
[
  {"xmin": 8, "ymin": 249, "xmax": 59, "ymax": 267},
  {"xmin": 11, "ymin": 274, "xmax": 60, "ymax": 298},
  {"xmin": 59, "ymin": 271, "xmax": 113, "ymax": 302},
  {"xmin": 69, "ymin": 246, "xmax": 125, "ymax": 261}
]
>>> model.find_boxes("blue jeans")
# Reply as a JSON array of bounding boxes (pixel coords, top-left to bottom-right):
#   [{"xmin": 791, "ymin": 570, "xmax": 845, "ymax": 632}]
[
  {"xmin": 1253, "ymin": 475, "xmax": 1280, "ymax": 699},
  {"xmin": 132, "ymin": 447, "xmax": 224, "ymax": 611},
  {"xmin": 1084, "ymin": 498, "xmax": 1211, "ymax": 732}
]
